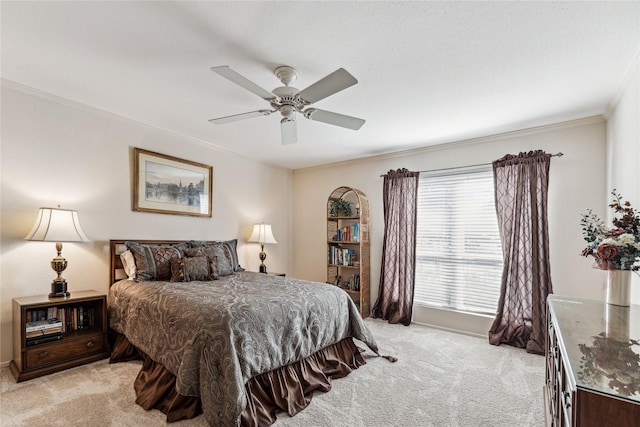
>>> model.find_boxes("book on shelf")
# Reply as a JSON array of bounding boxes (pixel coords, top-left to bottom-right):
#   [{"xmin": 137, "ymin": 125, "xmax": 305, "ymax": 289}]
[
  {"xmin": 328, "ymin": 246, "xmax": 357, "ymax": 266},
  {"xmin": 26, "ymin": 326, "xmax": 63, "ymax": 339},
  {"xmin": 25, "ymin": 319, "xmax": 63, "ymax": 333},
  {"xmin": 342, "ymin": 274, "xmax": 360, "ymax": 291},
  {"xmin": 26, "ymin": 332, "xmax": 63, "ymax": 346},
  {"xmin": 335, "ymin": 222, "xmax": 359, "ymax": 243}
]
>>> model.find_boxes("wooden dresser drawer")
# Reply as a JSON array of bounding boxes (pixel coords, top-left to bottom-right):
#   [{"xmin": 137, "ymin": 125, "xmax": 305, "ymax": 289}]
[{"xmin": 25, "ymin": 335, "xmax": 105, "ymax": 369}]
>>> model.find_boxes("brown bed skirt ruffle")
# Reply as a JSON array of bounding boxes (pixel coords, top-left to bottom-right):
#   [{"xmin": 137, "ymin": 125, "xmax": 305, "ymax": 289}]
[{"xmin": 109, "ymin": 331, "xmax": 366, "ymax": 426}]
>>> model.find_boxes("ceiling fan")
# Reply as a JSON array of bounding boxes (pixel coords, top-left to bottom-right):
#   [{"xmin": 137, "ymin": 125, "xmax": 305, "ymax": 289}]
[{"xmin": 209, "ymin": 65, "xmax": 365, "ymax": 145}]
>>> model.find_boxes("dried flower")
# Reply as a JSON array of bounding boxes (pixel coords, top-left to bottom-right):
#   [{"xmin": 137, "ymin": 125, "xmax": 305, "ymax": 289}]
[
  {"xmin": 581, "ymin": 190, "xmax": 640, "ymax": 271},
  {"xmin": 597, "ymin": 244, "xmax": 619, "ymax": 260}
]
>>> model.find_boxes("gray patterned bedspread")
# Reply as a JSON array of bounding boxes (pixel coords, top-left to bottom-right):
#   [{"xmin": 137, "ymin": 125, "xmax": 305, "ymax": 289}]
[{"xmin": 108, "ymin": 271, "xmax": 378, "ymax": 426}]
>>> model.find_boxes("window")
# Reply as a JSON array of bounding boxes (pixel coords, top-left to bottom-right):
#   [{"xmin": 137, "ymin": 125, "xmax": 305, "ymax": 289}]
[{"xmin": 414, "ymin": 166, "xmax": 502, "ymax": 314}]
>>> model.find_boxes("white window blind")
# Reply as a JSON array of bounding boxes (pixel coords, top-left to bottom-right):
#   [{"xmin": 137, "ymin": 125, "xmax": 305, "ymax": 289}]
[{"xmin": 414, "ymin": 166, "xmax": 503, "ymax": 314}]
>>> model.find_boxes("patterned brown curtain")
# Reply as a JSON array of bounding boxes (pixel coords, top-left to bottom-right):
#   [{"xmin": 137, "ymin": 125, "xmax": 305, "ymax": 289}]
[
  {"xmin": 488, "ymin": 150, "xmax": 553, "ymax": 354},
  {"xmin": 372, "ymin": 168, "xmax": 419, "ymax": 326}
]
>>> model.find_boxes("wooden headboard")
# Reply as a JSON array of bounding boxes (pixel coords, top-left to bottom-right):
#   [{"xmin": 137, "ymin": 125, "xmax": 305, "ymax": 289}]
[{"xmin": 109, "ymin": 239, "xmax": 187, "ymax": 286}]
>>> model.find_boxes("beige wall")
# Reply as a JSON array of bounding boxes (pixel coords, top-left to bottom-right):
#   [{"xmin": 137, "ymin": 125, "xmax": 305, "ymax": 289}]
[
  {"xmin": 0, "ymin": 83, "xmax": 293, "ymax": 364},
  {"xmin": 292, "ymin": 117, "xmax": 608, "ymax": 335},
  {"xmin": 607, "ymin": 55, "xmax": 640, "ymax": 305}
]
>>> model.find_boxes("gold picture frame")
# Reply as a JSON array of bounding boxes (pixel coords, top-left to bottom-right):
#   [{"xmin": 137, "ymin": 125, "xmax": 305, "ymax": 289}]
[{"xmin": 133, "ymin": 148, "xmax": 213, "ymax": 217}]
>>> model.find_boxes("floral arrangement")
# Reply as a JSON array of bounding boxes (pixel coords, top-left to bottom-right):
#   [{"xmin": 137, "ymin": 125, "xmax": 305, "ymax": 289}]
[{"xmin": 581, "ymin": 190, "xmax": 640, "ymax": 271}]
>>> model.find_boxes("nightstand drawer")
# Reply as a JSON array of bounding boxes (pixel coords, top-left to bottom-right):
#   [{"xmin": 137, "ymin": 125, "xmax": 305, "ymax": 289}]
[{"xmin": 25, "ymin": 334, "xmax": 105, "ymax": 369}]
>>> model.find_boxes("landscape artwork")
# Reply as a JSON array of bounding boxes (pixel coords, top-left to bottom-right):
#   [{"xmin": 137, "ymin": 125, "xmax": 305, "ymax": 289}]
[{"xmin": 133, "ymin": 148, "xmax": 213, "ymax": 217}]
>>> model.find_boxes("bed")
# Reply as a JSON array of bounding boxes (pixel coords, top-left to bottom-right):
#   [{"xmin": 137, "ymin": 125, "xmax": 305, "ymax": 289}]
[{"xmin": 107, "ymin": 239, "xmax": 384, "ymax": 426}]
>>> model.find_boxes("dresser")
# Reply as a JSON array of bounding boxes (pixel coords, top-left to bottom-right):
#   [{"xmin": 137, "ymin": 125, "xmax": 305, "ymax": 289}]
[{"xmin": 545, "ymin": 295, "xmax": 640, "ymax": 426}]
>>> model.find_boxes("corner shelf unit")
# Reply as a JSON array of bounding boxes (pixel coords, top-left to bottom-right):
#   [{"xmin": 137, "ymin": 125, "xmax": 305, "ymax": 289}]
[{"xmin": 327, "ymin": 186, "xmax": 370, "ymax": 318}]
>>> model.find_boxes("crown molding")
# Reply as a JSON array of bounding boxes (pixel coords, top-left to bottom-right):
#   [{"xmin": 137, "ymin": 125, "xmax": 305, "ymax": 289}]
[
  {"xmin": 604, "ymin": 50, "xmax": 640, "ymax": 119},
  {"xmin": 0, "ymin": 79, "xmax": 291, "ymax": 172},
  {"xmin": 298, "ymin": 115, "xmax": 605, "ymax": 172}
]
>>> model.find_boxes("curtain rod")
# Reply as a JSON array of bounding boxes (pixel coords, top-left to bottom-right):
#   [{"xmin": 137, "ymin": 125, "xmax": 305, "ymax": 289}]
[{"xmin": 380, "ymin": 152, "xmax": 564, "ymax": 177}]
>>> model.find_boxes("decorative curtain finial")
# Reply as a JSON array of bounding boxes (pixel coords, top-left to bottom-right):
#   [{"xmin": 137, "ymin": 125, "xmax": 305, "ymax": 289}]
[{"xmin": 384, "ymin": 168, "xmax": 419, "ymax": 179}]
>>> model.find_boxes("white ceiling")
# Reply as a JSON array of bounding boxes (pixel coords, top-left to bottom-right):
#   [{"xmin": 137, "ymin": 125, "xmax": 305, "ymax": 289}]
[{"xmin": 2, "ymin": 1, "xmax": 639, "ymax": 169}]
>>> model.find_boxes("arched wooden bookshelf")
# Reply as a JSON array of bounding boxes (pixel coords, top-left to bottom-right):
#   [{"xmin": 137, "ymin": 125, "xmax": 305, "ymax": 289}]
[{"xmin": 327, "ymin": 186, "xmax": 370, "ymax": 318}]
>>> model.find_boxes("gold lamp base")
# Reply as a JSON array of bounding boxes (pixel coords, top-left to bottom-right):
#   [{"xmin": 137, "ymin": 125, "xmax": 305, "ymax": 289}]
[
  {"xmin": 49, "ymin": 242, "xmax": 71, "ymax": 298},
  {"xmin": 259, "ymin": 244, "xmax": 267, "ymax": 273},
  {"xmin": 49, "ymin": 279, "xmax": 70, "ymax": 298}
]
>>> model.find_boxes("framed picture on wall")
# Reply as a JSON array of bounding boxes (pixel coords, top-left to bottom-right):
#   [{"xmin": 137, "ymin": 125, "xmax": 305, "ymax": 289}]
[{"xmin": 133, "ymin": 147, "xmax": 213, "ymax": 217}]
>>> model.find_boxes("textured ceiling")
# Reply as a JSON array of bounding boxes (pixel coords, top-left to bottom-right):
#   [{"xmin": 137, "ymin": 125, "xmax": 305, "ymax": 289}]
[{"xmin": 2, "ymin": 1, "xmax": 639, "ymax": 169}]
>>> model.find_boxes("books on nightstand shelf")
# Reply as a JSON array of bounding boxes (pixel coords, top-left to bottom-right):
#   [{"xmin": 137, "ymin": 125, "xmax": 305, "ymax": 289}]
[
  {"xmin": 26, "ymin": 319, "xmax": 62, "ymax": 332},
  {"xmin": 26, "ymin": 326, "xmax": 62, "ymax": 337},
  {"xmin": 26, "ymin": 319, "xmax": 64, "ymax": 346},
  {"xmin": 26, "ymin": 333, "xmax": 63, "ymax": 346},
  {"xmin": 26, "ymin": 306, "xmax": 96, "ymax": 334}
]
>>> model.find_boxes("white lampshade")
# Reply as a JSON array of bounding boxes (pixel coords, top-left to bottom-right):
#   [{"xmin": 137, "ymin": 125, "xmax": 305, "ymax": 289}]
[
  {"xmin": 25, "ymin": 207, "xmax": 89, "ymax": 242},
  {"xmin": 248, "ymin": 223, "xmax": 277, "ymax": 245},
  {"xmin": 25, "ymin": 207, "xmax": 89, "ymax": 298}
]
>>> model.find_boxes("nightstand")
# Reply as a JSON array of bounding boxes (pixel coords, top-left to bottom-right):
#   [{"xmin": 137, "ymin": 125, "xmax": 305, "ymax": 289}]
[{"xmin": 10, "ymin": 290, "xmax": 110, "ymax": 382}]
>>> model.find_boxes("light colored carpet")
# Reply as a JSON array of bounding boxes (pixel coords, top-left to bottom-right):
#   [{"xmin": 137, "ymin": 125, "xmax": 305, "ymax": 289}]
[{"xmin": 0, "ymin": 319, "xmax": 544, "ymax": 426}]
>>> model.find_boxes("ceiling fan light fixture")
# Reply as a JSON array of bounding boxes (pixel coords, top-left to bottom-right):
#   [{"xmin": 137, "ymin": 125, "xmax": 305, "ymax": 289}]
[{"xmin": 280, "ymin": 105, "xmax": 296, "ymax": 120}]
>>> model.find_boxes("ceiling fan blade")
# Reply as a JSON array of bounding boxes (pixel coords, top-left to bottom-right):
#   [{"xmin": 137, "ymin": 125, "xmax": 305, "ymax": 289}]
[
  {"xmin": 211, "ymin": 66, "xmax": 275, "ymax": 101},
  {"xmin": 296, "ymin": 68, "xmax": 358, "ymax": 105},
  {"xmin": 281, "ymin": 120, "xmax": 297, "ymax": 145},
  {"xmin": 209, "ymin": 110, "xmax": 273, "ymax": 125},
  {"xmin": 303, "ymin": 108, "xmax": 365, "ymax": 130}
]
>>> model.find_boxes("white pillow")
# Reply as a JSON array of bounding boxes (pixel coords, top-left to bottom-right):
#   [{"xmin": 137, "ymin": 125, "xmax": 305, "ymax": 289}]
[{"xmin": 120, "ymin": 250, "xmax": 137, "ymax": 279}]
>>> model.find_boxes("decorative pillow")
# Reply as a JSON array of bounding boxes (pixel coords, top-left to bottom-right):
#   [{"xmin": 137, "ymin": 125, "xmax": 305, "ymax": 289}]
[
  {"xmin": 185, "ymin": 245, "xmax": 233, "ymax": 276},
  {"xmin": 189, "ymin": 239, "xmax": 244, "ymax": 272},
  {"xmin": 119, "ymin": 250, "xmax": 137, "ymax": 279},
  {"xmin": 207, "ymin": 256, "xmax": 219, "ymax": 279},
  {"xmin": 221, "ymin": 239, "xmax": 244, "ymax": 272},
  {"xmin": 125, "ymin": 241, "xmax": 189, "ymax": 281},
  {"xmin": 170, "ymin": 256, "xmax": 219, "ymax": 282}
]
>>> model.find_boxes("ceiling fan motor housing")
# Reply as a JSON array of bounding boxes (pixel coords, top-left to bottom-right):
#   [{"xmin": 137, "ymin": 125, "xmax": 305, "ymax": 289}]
[{"xmin": 271, "ymin": 84, "xmax": 305, "ymax": 120}]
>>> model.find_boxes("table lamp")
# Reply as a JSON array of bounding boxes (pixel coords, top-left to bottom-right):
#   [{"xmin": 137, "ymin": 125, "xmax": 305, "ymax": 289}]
[
  {"xmin": 25, "ymin": 206, "xmax": 89, "ymax": 298},
  {"xmin": 248, "ymin": 223, "xmax": 277, "ymax": 273}
]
